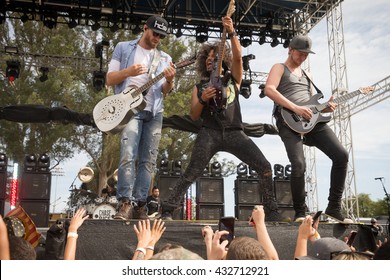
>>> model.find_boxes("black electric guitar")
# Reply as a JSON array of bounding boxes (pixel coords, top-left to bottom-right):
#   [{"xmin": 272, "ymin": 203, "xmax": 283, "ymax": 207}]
[
  {"xmin": 281, "ymin": 86, "xmax": 374, "ymax": 134},
  {"xmin": 93, "ymin": 56, "xmax": 195, "ymax": 134},
  {"xmin": 208, "ymin": 0, "xmax": 235, "ymax": 112}
]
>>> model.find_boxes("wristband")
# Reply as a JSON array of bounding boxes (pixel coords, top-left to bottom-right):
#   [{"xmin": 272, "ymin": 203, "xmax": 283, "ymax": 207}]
[
  {"xmin": 135, "ymin": 247, "xmax": 146, "ymax": 255},
  {"xmin": 166, "ymin": 80, "xmax": 174, "ymax": 84},
  {"xmin": 67, "ymin": 232, "xmax": 78, "ymax": 239},
  {"xmin": 145, "ymin": 246, "xmax": 154, "ymax": 251},
  {"xmin": 198, "ymin": 96, "xmax": 207, "ymax": 106},
  {"xmin": 228, "ymin": 31, "xmax": 237, "ymax": 38}
]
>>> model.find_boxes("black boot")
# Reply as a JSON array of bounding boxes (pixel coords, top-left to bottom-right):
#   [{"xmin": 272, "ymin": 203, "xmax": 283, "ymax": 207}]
[
  {"xmin": 262, "ymin": 178, "xmax": 283, "ymax": 222},
  {"xmin": 133, "ymin": 201, "xmax": 149, "ymax": 220},
  {"xmin": 114, "ymin": 198, "xmax": 133, "ymax": 220}
]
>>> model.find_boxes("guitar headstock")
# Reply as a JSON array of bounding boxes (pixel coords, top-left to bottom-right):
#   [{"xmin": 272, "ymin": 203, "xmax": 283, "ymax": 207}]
[
  {"xmin": 358, "ymin": 86, "xmax": 375, "ymax": 94},
  {"xmin": 175, "ymin": 54, "xmax": 197, "ymax": 69},
  {"xmin": 227, "ymin": 0, "xmax": 235, "ymax": 17}
]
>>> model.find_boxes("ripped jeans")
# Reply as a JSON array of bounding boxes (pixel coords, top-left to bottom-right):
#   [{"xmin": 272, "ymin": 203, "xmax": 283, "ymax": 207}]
[{"xmin": 116, "ymin": 111, "xmax": 162, "ymax": 203}]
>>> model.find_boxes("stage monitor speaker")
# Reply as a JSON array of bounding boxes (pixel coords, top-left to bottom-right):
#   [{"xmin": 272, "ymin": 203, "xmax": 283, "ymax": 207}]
[
  {"xmin": 234, "ymin": 179, "xmax": 263, "ymax": 205},
  {"xmin": 278, "ymin": 206, "xmax": 295, "ymax": 222},
  {"xmin": 196, "ymin": 177, "xmax": 224, "ymax": 204},
  {"xmin": 235, "ymin": 205, "xmax": 255, "ymax": 221},
  {"xmin": 274, "ymin": 179, "xmax": 293, "ymax": 206},
  {"xmin": 156, "ymin": 175, "xmax": 180, "ymax": 202},
  {"xmin": 0, "ymin": 199, "xmax": 4, "ymax": 216},
  {"xmin": 19, "ymin": 200, "xmax": 49, "ymax": 227},
  {"xmin": 19, "ymin": 172, "xmax": 51, "ymax": 200},
  {"xmin": 0, "ymin": 172, "xmax": 6, "ymax": 199},
  {"xmin": 196, "ymin": 204, "xmax": 224, "ymax": 220}
]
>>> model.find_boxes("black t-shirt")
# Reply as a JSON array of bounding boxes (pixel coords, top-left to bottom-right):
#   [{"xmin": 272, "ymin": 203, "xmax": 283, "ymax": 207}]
[{"xmin": 146, "ymin": 195, "xmax": 160, "ymax": 214}]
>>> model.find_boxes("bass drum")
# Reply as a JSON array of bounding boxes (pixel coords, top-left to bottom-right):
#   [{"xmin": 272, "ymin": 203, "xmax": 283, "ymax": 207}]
[{"xmin": 92, "ymin": 204, "xmax": 116, "ymax": 220}]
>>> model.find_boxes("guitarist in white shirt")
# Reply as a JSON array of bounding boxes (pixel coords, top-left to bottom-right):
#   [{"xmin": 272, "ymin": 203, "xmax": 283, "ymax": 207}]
[
  {"xmin": 264, "ymin": 34, "xmax": 353, "ymax": 224},
  {"xmin": 105, "ymin": 15, "xmax": 176, "ymax": 220}
]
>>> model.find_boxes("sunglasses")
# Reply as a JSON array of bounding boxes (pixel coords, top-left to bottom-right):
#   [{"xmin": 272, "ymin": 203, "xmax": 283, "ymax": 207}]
[{"xmin": 146, "ymin": 27, "xmax": 166, "ymax": 39}]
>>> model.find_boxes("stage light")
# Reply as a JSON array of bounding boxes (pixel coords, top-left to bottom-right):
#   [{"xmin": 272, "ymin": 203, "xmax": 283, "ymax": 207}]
[
  {"xmin": 258, "ymin": 83, "xmax": 266, "ymax": 98},
  {"xmin": 24, "ymin": 154, "xmax": 37, "ymax": 172},
  {"xmin": 273, "ymin": 164, "xmax": 284, "ymax": 179},
  {"xmin": 240, "ymin": 36, "xmax": 252, "ymax": 48},
  {"xmin": 248, "ymin": 166, "xmax": 258, "ymax": 179},
  {"xmin": 236, "ymin": 162, "xmax": 248, "ymax": 178},
  {"xmin": 159, "ymin": 159, "xmax": 170, "ymax": 175},
  {"xmin": 285, "ymin": 164, "xmax": 292, "ymax": 180},
  {"xmin": 242, "ymin": 54, "xmax": 255, "ymax": 71},
  {"xmin": 37, "ymin": 153, "xmax": 50, "ymax": 172},
  {"xmin": 39, "ymin": 67, "xmax": 49, "ymax": 82},
  {"xmin": 6, "ymin": 60, "xmax": 21, "ymax": 82},
  {"xmin": 271, "ymin": 37, "xmax": 280, "ymax": 48},
  {"xmin": 21, "ymin": 13, "xmax": 29, "ymax": 23},
  {"xmin": 43, "ymin": 16, "xmax": 57, "ymax": 29},
  {"xmin": 0, "ymin": 153, "xmax": 7, "ymax": 171},
  {"xmin": 68, "ymin": 18, "xmax": 77, "ymax": 29},
  {"xmin": 259, "ymin": 35, "xmax": 266, "ymax": 45},
  {"xmin": 283, "ymin": 38, "xmax": 290, "ymax": 48},
  {"xmin": 176, "ymin": 28, "xmax": 183, "ymax": 38},
  {"xmin": 93, "ymin": 71, "xmax": 106, "ymax": 91},
  {"xmin": 240, "ymin": 79, "xmax": 252, "ymax": 99},
  {"xmin": 210, "ymin": 161, "xmax": 222, "ymax": 177},
  {"xmin": 91, "ymin": 21, "xmax": 101, "ymax": 31},
  {"xmin": 202, "ymin": 164, "xmax": 210, "ymax": 177},
  {"xmin": 171, "ymin": 160, "xmax": 182, "ymax": 176},
  {"xmin": 196, "ymin": 27, "xmax": 208, "ymax": 43}
]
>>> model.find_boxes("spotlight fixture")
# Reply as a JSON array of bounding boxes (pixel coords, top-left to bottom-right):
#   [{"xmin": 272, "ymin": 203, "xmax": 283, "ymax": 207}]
[
  {"xmin": 176, "ymin": 28, "xmax": 183, "ymax": 38},
  {"xmin": 39, "ymin": 67, "xmax": 49, "ymax": 82},
  {"xmin": 91, "ymin": 21, "xmax": 101, "ymax": 31},
  {"xmin": 258, "ymin": 83, "xmax": 266, "ymax": 98},
  {"xmin": 93, "ymin": 71, "xmax": 106, "ymax": 91},
  {"xmin": 210, "ymin": 161, "xmax": 222, "ymax": 177},
  {"xmin": 236, "ymin": 162, "xmax": 248, "ymax": 178},
  {"xmin": 68, "ymin": 18, "xmax": 77, "ymax": 29},
  {"xmin": 273, "ymin": 164, "xmax": 284, "ymax": 180},
  {"xmin": 37, "ymin": 153, "xmax": 50, "ymax": 172},
  {"xmin": 171, "ymin": 160, "xmax": 183, "ymax": 176},
  {"xmin": 240, "ymin": 35, "xmax": 252, "ymax": 48},
  {"xmin": 259, "ymin": 34, "xmax": 266, "ymax": 45},
  {"xmin": 0, "ymin": 153, "xmax": 7, "ymax": 171},
  {"xmin": 242, "ymin": 54, "xmax": 255, "ymax": 71},
  {"xmin": 159, "ymin": 158, "xmax": 170, "ymax": 175},
  {"xmin": 271, "ymin": 37, "xmax": 280, "ymax": 48},
  {"xmin": 6, "ymin": 60, "xmax": 21, "ymax": 82},
  {"xmin": 43, "ymin": 15, "xmax": 57, "ymax": 29},
  {"xmin": 248, "ymin": 166, "xmax": 258, "ymax": 179},
  {"xmin": 283, "ymin": 38, "xmax": 290, "ymax": 48},
  {"xmin": 24, "ymin": 154, "xmax": 37, "ymax": 172},
  {"xmin": 240, "ymin": 79, "xmax": 252, "ymax": 99},
  {"xmin": 284, "ymin": 164, "xmax": 292, "ymax": 180},
  {"xmin": 202, "ymin": 164, "xmax": 210, "ymax": 177},
  {"xmin": 196, "ymin": 26, "xmax": 208, "ymax": 43}
]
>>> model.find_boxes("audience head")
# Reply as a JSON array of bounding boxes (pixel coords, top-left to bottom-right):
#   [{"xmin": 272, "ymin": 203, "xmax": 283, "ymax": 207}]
[
  {"xmin": 373, "ymin": 241, "xmax": 390, "ymax": 260},
  {"xmin": 8, "ymin": 235, "xmax": 36, "ymax": 260},
  {"xmin": 331, "ymin": 250, "xmax": 373, "ymax": 260},
  {"xmin": 151, "ymin": 247, "xmax": 203, "ymax": 260},
  {"xmin": 296, "ymin": 237, "xmax": 351, "ymax": 260},
  {"xmin": 226, "ymin": 236, "xmax": 269, "ymax": 260}
]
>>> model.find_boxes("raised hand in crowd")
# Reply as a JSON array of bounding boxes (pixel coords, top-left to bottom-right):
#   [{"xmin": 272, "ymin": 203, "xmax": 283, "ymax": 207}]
[
  {"xmin": 133, "ymin": 219, "xmax": 166, "ymax": 260},
  {"xmin": 249, "ymin": 205, "xmax": 279, "ymax": 260},
  {"xmin": 0, "ymin": 215, "xmax": 10, "ymax": 260},
  {"xmin": 201, "ymin": 225, "xmax": 214, "ymax": 260},
  {"xmin": 207, "ymin": 230, "xmax": 229, "ymax": 260},
  {"xmin": 64, "ymin": 208, "xmax": 88, "ymax": 260},
  {"xmin": 294, "ymin": 215, "xmax": 317, "ymax": 259},
  {"xmin": 148, "ymin": 219, "xmax": 166, "ymax": 259}
]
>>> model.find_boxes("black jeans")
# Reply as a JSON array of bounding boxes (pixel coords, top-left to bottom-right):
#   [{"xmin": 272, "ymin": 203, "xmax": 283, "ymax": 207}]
[
  {"xmin": 166, "ymin": 127, "xmax": 273, "ymax": 207},
  {"xmin": 276, "ymin": 116, "xmax": 348, "ymax": 213}
]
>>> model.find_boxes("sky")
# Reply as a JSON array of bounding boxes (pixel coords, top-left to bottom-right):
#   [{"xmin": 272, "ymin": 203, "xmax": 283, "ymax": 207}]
[{"xmin": 47, "ymin": 0, "xmax": 390, "ymax": 218}]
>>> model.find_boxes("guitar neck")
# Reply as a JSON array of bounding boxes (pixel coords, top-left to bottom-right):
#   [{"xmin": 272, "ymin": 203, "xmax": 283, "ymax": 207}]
[
  {"xmin": 317, "ymin": 89, "xmax": 362, "ymax": 111},
  {"xmin": 215, "ymin": 29, "xmax": 228, "ymax": 76},
  {"xmin": 133, "ymin": 72, "xmax": 165, "ymax": 97}
]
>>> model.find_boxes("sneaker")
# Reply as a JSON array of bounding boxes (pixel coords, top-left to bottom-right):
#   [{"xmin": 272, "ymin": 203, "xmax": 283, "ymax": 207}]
[
  {"xmin": 114, "ymin": 200, "xmax": 133, "ymax": 220},
  {"xmin": 325, "ymin": 208, "xmax": 353, "ymax": 224},
  {"xmin": 293, "ymin": 211, "xmax": 306, "ymax": 223},
  {"xmin": 133, "ymin": 204, "xmax": 149, "ymax": 220}
]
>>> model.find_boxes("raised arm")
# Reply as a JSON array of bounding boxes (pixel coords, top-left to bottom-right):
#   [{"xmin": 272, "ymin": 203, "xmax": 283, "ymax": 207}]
[{"xmin": 64, "ymin": 208, "xmax": 88, "ymax": 260}]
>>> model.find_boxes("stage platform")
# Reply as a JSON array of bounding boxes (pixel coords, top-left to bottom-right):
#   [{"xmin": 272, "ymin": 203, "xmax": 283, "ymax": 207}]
[{"xmin": 39, "ymin": 219, "xmax": 381, "ymax": 260}]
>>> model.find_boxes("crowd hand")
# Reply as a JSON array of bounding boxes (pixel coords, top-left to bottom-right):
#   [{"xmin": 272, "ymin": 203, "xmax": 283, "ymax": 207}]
[
  {"xmin": 127, "ymin": 63, "xmax": 148, "ymax": 77},
  {"xmin": 202, "ymin": 225, "xmax": 214, "ymax": 244},
  {"xmin": 68, "ymin": 208, "xmax": 88, "ymax": 233},
  {"xmin": 295, "ymin": 106, "xmax": 313, "ymax": 120},
  {"xmin": 322, "ymin": 96, "xmax": 337, "ymax": 113},
  {"xmin": 201, "ymin": 86, "xmax": 217, "ymax": 102},
  {"xmin": 208, "ymin": 230, "xmax": 229, "ymax": 260},
  {"xmin": 149, "ymin": 219, "xmax": 166, "ymax": 246},
  {"xmin": 249, "ymin": 205, "xmax": 265, "ymax": 227},
  {"xmin": 222, "ymin": 16, "xmax": 234, "ymax": 33},
  {"xmin": 133, "ymin": 219, "xmax": 152, "ymax": 248},
  {"xmin": 164, "ymin": 62, "xmax": 176, "ymax": 82},
  {"xmin": 0, "ymin": 214, "xmax": 10, "ymax": 260},
  {"xmin": 298, "ymin": 216, "xmax": 317, "ymax": 240}
]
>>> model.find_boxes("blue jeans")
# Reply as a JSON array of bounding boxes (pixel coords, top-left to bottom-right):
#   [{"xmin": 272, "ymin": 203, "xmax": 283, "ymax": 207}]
[
  {"xmin": 276, "ymin": 115, "xmax": 348, "ymax": 213},
  {"xmin": 116, "ymin": 111, "xmax": 162, "ymax": 203}
]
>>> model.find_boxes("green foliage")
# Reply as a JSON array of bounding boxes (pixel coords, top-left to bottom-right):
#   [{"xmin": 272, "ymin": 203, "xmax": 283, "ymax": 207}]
[{"xmin": 357, "ymin": 193, "xmax": 389, "ymax": 217}]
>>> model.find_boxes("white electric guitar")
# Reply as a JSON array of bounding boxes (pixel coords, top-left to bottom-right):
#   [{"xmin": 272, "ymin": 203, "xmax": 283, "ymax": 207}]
[{"xmin": 93, "ymin": 57, "xmax": 195, "ymax": 134}]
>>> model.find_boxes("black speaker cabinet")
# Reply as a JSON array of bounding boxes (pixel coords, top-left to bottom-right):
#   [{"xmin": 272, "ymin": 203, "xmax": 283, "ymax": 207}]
[
  {"xmin": 0, "ymin": 172, "xmax": 6, "ymax": 199},
  {"xmin": 0, "ymin": 199, "xmax": 4, "ymax": 216},
  {"xmin": 235, "ymin": 205, "xmax": 256, "ymax": 221},
  {"xmin": 278, "ymin": 206, "xmax": 295, "ymax": 222},
  {"xmin": 156, "ymin": 175, "xmax": 181, "ymax": 202},
  {"xmin": 19, "ymin": 172, "xmax": 51, "ymax": 200},
  {"xmin": 196, "ymin": 177, "xmax": 224, "ymax": 204},
  {"xmin": 234, "ymin": 179, "xmax": 263, "ymax": 205},
  {"xmin": 19, "ymin": 200, "xmax": 50, "ymax": 227},
  {"xmin": 274, "ymin": 179, "xmax": 293, "ymax": 206},
  {"xmin": 196, "ymin": 204, "xmax": 224, "ymax": 220}
]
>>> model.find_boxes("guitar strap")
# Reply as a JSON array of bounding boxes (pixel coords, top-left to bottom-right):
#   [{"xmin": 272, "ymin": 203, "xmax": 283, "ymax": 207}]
[
  {"xmin": 301, "ymin": 69, "xmax": 323, "ymax": 97},
  {"xmin": 148, "ymin": 50, "xmax": 161, "ymax": 79}
]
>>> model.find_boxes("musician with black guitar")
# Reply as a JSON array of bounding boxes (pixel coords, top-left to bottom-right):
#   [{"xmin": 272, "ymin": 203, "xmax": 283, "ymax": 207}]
[
  {"xmin": 105, "ymin": 15, "xmax": 176, "ymax": 220},
  {"xmin": 162, "ymin": 13, "xmax": 281, "ymax": 222},
  {"xmin": 264, "ymin": 34, "xmax": 353, "ymax": 224}
]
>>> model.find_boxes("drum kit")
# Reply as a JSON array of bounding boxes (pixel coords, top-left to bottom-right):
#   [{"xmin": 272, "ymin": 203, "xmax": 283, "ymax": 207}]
[{"xmin": 67, "ymin": 167, "xmax": 118, "ymax": 220}]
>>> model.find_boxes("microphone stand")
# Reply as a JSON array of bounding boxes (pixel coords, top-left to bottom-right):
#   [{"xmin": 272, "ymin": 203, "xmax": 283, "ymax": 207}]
[{"xmin": 377, "ymin": 178, "xmax": 390, "ymax": 237}]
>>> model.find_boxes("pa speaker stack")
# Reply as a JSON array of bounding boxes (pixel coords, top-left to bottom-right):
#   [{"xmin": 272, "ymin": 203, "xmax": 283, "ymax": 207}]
[
  {"xmin": 274, "ymin": 178, "xmax": 294, "ymax": 221},
  {"xmin": 156, "ymin": 174, "xmax": 183, "ymax": 220},
  {"xmin": 196, "ymin": 177, "xmax": 224, "ymax": 220},
  {"xmin": 234, "ymin": 178, "xmax": 264, "ymax": 221}
]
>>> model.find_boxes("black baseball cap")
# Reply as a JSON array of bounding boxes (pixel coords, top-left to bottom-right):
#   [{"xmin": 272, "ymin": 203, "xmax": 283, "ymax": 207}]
[
  {"xmin": 289, "ymin": 34, "xmax": 315, "ymax": 54},
  {"xmin": 145, "ymin": 15, "xmax": 169, "ymax": 36}
]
